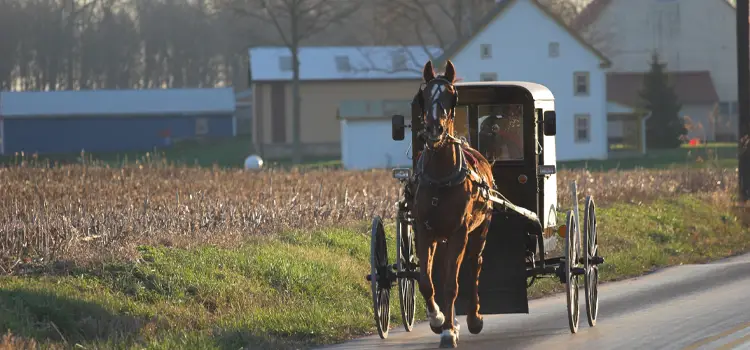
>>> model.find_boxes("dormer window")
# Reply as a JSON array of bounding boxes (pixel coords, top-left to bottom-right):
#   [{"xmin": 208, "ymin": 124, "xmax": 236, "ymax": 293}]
[
  {"xmin": 391, "ymin": 52, "xmax": 407, "ymax": 71},
  {"xmin": 335, "ymin": 55, "xmax": 351, "ymax": 72},
  {"xmin": 279, "ymin": 56, "xmax": 293, "ymax": 71}
]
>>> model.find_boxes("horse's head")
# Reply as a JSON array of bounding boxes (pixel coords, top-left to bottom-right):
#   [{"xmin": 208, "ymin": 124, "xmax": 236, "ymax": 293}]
[{"xmin": 418, "ymin": 60, "xmax": 458, "ymax": 148}]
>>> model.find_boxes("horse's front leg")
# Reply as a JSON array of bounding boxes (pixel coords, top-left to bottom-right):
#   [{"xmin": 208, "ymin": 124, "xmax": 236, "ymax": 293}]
[
  {"xmin": 440, "ymin": 227, "xmax": 469, "ymax": 348},
  {"xmin": 416, "ymin": 225, "xmax": 442, "ymax": 329},
  {"xmin": 465, "ymin": 217, "xmax": 490, "ymax": 334}
]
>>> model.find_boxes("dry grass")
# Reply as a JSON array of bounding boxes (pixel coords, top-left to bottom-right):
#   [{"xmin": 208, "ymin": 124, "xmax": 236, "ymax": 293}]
[
  {"xmin": 0, "ymin": 158, "xmax": 747, "ymax": 349},
  {"xmin": 0, "ymin": 160, "xmax": 739, "ymax": 274}
]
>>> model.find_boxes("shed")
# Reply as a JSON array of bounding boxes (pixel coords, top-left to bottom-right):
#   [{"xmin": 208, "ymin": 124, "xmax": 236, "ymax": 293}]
[
  {"xmin": 606, "ymin": 71, "xmax": 721, "ymax": 148},
  {"xmin": 0, "ymin": 87, "xmax": 236, "ymax": 155},
  {"xmin": 339, "ymin": 99, "xmax": 413, "ymax": 170}
]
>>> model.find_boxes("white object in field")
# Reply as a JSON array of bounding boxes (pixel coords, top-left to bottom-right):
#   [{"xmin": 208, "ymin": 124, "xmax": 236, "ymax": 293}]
[{"xmin": 244, "ymin": 154, "xmax": 264, "ymax": 169}]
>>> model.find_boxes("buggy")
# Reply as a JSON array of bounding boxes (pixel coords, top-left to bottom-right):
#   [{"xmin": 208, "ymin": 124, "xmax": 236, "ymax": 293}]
[{"xmin": 366, "ymin": 81, "xmax": 604, "ymax": 339}]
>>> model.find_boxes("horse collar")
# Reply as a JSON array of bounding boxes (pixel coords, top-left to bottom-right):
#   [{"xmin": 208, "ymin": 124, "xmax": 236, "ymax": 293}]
[{"xmin": 416, "ymin": 142, "xmax": 469, "ymax": 188}]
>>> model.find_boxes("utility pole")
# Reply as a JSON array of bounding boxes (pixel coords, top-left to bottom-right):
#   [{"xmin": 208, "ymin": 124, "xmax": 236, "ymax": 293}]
[{"xmin": 737, "ymin": 0, "xmax": 750, "ymax": 202}]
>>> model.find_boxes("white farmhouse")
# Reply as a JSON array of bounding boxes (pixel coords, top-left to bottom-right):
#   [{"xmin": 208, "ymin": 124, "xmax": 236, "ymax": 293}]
[
  {"xmin": 573, "ymin": 0, "xmax": 739, "ymax": 141},
  {"xmin": 433, "ymin": 0, "xmax": 612, "ymax": 161}
]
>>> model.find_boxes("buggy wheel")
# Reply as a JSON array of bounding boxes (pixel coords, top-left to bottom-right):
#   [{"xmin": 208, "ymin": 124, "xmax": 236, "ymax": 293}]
[
  {"xmin": 584, "ymin": 196, "xmax": 599, "ymax": 327},
  {"xmin": 370, "ymin": 216, "xmax": 391, "ymax": 339},
  {"xmin": 396, "ymin": 219, "xmax": 417, "ymax": 332},
  {"xmin": 565, "ymin": 210, "xmax": 581, "ymax": 334}
]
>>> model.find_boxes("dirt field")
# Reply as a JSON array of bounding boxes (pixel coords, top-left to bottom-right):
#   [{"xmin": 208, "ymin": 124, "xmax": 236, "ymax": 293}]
[{"xmin": 0, "ymin": 161, "xmax": 736, "ymax": 273}]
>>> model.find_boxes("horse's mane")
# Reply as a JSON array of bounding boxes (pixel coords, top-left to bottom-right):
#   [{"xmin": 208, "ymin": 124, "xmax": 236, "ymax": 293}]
[{"xmin": 462, "ymin": 144, "xmax": 494, "ymax": 184}]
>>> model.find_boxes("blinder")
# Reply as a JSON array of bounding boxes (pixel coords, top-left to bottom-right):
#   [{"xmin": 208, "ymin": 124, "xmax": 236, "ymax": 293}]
[{"xmin": 413, "ymin": 76, "xmax": 459, "ymax": 120}]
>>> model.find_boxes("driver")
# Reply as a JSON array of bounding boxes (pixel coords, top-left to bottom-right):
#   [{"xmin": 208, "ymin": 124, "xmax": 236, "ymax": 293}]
[{"xmin": 479, "ymin": 114, "xmax": 523, "ymax": 160}]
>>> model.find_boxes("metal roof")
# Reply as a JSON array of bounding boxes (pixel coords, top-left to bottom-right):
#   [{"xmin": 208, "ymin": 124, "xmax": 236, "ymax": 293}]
[
  {"xmin": 0, "ymin": 87, "xmax": 236, "ymax": 118},
  {"xmin": 248, "ymin": 45, "xmax": 443, "ymax": 81},
  {"xmin": 456, "ymin": 81, "xmax": 555, "ymax": 101}
]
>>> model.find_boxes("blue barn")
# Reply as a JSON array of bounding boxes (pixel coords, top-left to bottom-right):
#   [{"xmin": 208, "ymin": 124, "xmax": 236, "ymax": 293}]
[{"xmin": 0, "ymin": 88, "xmax": 236, "ymax": 155}]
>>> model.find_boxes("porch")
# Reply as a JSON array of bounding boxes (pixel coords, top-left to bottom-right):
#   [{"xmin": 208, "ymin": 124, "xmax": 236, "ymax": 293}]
[{"xmin": 607, "ymin": 102, "xmax": 647, "ymax": 157}]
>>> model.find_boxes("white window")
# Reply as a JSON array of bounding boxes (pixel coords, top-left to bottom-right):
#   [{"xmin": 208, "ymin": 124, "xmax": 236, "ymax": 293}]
[
  {"xmin": 575, "ymin": 114, "xmax": 590, "ymax": 143},
  {"xmin": 549, "ymin": 42, "xmax": 560, "ymax": 57},
  {"xmin": 279, "ymin": 56, "xmax": 293, "ymax": 71},
  {"xmin": 335, "ymin": 55, "xmax": 351, "ymax": 72},
  {"xmin": 574, "ymin": 72, "xmax": 589, "ymax": 96},
  {"xmin": 391, "ymin": 52, "xmax": 407, "ymax": 71},
  {"xmin": 480, "ymin": 44, "xmax": 492, "ymax": 59},
  {"xmin": 480, "ymin": 72, "xmax": 498, "ymax": 81},
  {"xmin": 196, "ymin": 118, "xmax": 209, "ymax": 135}
]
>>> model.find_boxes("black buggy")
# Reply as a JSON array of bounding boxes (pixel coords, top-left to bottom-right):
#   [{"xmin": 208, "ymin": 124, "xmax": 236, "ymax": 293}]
[{"xmin": 366, "ymin": 81, "xmax": 605, "ymax": 338}]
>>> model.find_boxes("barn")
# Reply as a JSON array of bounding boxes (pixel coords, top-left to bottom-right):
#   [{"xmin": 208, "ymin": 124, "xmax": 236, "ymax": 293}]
[
  {"xmin": 0, "ymin": 88, "xmax": 236, "ymax": 155},
  {"xmin": 339, "ymin": 99, "xmax": 413, "ymax": 170}
]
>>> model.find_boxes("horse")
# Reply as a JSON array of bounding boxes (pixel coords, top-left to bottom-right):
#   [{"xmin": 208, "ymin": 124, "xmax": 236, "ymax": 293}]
[{"xmin": 412, "ymin": 60, "xmax": 496, "ymax": 348}]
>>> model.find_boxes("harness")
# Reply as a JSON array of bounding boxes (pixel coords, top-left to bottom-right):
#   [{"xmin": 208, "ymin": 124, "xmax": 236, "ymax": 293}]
[{"xmin": 414, "ymin": 135, "xmax": 494, "ymax": 209}]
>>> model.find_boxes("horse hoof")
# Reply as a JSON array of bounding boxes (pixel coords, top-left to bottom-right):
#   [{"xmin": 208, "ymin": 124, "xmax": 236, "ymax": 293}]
[
  {"xmin": 467, "ymin": 315, "xmax": 484, "ymax": 334},
  {"xmin": 428, "ymin": 310, "xmax": 445, "ymax": 328},
  {"xmin": 439, "ymin": 329, "xmax": 458, "ymax": 348}
]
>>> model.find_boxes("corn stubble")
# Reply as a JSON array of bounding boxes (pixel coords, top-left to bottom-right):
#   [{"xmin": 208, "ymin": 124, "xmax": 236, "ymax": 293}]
[{"xmin": 0, "ymin": 162, "xmax": 737, "ymax": 273}]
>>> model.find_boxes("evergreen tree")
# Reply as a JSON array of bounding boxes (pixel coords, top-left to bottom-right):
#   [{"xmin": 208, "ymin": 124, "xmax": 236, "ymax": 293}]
[{"xmin": 638, "ymin": 52, "xmax": 687, "ymax": 149}]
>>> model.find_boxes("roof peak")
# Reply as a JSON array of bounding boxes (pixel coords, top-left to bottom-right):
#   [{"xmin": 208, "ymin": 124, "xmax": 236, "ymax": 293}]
[{"xmin": 434, "ymin": 0, "xmax": 610, "ymax": 68}]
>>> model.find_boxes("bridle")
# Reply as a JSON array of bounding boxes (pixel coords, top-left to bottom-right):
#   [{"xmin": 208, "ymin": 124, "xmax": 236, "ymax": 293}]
[{"xmin": 415, "ymin": 76, "xmax": 459, "ymax": 150}]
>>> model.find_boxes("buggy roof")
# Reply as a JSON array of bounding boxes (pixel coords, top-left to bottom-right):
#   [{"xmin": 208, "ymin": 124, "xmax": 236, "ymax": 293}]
[{"xmin": 454, "ymin": 81, "xmax": 554, "ymax": 101}]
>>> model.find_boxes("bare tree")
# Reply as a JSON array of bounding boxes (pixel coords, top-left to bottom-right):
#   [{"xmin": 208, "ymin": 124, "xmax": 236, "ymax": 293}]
[
  {"xmin": 348, "ymin": 0, "xmax": 495, "ymax": 74},
  {"xmin": 224, "ymin": 0, "xmax": 363, "ymax": 164},
  {"xmin": 0, "ymin": 0, "xmax": 23, "ymax": 90},
  {"xmin": 2, "ymin": 0, "xmax": 270, "ymax": 92},
  {"xmin": 358, "ymin": 0, "xmax": 610, "ymax": 73}
]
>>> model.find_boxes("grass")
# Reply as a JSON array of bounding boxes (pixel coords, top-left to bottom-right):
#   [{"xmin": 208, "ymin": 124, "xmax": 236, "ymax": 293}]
[
  {"xmin": 0, "ymin": 135, "xmax": 341, "ymax": 169},
  {"xmin": 2, "ymin": 136, "xmax": 737, "ymax": 172},
  {"xmin": 0, "ymin": 151, "xmax": 745, "ymax": 348},
  {"xmin": 560, "ymin": 142, "xmax": 738, "ymax": 171},
  {"xmin": 2, "ymin": 193, "xmax": 749, "ymax": 349}
]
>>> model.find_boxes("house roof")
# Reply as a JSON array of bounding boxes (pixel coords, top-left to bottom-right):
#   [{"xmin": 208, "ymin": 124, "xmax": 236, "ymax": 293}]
[
  {"xmin": 434, "ymin": 0, "xmax": 611, "ymax": 69},
  {"xmin": 606, "ymin": 71, "xmax": 720, "ymax": 107},
  {"xmin": 248, "ymin": 46, "xmax": 443, "ymax": 82},
  {"xmin": 235, "ymin": 89, "xmax": 252, "ymax": 100},
  {"xmin": 0, "ymin": 88, "xmax": 236, "ymax": 118},
  {"xmin": 570, "ymin": 0, "xmax": 611, "ymax": 32},
  {"xmin": 572, "ymin": 0, "xmax": 739, "ymax": 32}
]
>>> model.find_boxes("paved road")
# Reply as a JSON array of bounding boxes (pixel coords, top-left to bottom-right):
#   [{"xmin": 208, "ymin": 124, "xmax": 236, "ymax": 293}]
[{"xmin": 322, "ymin": 253, "xmax": 750, "ymax": 350}]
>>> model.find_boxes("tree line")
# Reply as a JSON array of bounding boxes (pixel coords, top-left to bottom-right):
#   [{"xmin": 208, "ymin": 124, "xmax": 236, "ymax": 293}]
[
  {"xmin": 0, "ymin": 0, "xmax": 254, "ymax": 91},
  {"xmin": 0, "ymin": 0, "xmax": 586, "ymax": 93}
]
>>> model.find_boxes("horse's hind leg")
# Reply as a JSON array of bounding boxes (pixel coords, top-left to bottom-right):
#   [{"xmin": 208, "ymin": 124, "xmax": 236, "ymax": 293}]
[
  {"xmin": 416, "ymin": 229, "xmax": 443, "ymax": 330},
  {"xmin": 440, "ymin": 228, "xmax": 469, "ymax": 348},
  {"xmin": 465, "ymin": 218, "xmax": 490, "ymax": 334}
]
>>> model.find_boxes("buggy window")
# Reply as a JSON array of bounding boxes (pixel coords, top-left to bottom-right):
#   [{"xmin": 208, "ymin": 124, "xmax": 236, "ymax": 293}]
[
  {"xmin": 477, "ymin": 104, "xmax": 524, "ymax": 161},
  {"xmin": 453, "ymin": 106, "xmax": 470, "ymax": 143}
]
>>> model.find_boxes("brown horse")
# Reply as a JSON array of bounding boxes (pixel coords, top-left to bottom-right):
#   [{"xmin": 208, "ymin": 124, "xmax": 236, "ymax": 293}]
[{"xmin": 413, "ymin": 60, "xmax": 496, "ymax": 348}]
